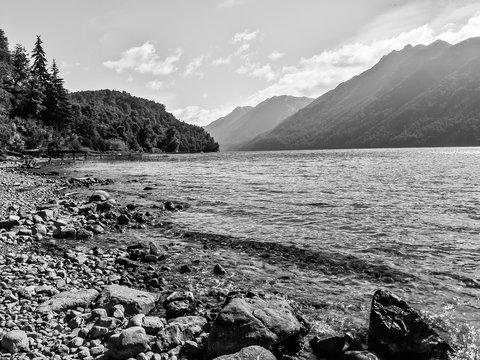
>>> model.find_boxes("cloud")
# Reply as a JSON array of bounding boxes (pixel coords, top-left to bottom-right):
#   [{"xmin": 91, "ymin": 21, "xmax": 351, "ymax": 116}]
[
  {"xmin": 184, "ymin": 55, "xmax": 206, "ymax": 77},
  {"xmin": 236, "ymin": 62, "xmax": 276, "ymax": 82},
  {"xmin": 246, "ymin": 12, "xmax": 480, "ymax": 105},
  {"xmin": 232, "ymin": 29, "xmax": 259, "ymax": 43},
  {"xmin": 211, "ymin": 57, "xmax": 231, "ymax": 66},
  {"xmin": 104, "ymin": 42, "xmax": 182, "ymax": 75},
  {"xmin": 146, "ymin": 79, "xmax": 164, "ymax": 91},
  {"xmin": 268, "ymin": 52, "xmax": 284, "ymax": 61},
  {"xmin": 172, "ymin": 105, "xmax": 235, "ymax": 126},
  {"xmin": 217, "ymin": 0, "xmax": 247, "ymax": 8},
  {"xmin": 234, "ymin": 43, "xmax": 251, "ymax": 56}
]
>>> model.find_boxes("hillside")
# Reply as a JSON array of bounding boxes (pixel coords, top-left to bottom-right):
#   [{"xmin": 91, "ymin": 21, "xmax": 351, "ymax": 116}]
[
  {"xmin": 242, "ymin": 38, "xmax": 480, "ymax": 150},
  {"xmin": 205, "ymin": 95, "xmax": 313, "ymax": 150},
  {"xmin": 70, "ymin": 90, "xmax": 219, "ymax": 153}
]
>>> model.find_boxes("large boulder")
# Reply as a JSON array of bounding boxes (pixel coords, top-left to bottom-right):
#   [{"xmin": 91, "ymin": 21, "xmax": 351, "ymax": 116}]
[
  {"xmin": 212, "ymin": 345, "xmax": 276, "ymax": 360},
  {"xmin": 1, "ymin": 330, "xmax": 30, "ymax": 353},
  {"xmin": 106, "ymin": 326, "xmax": 148, "ymax": 360},
  {"xmin": 163, "ymin": 291, "xmax": 195, "ymax": 319},
  {"xmin": 89, "ymin": 190, "xmax": 110, "ymax": 202},
  {"xmin": 207, "ymin": 295, "xmax": 307, "ymax": 358},
  {"xmin": 37, "ymin": 289, "xmax": 99, "ymax": 313},
  {"xmin": 97, "ymin": 285, "xmax": 159, "ymax": 316},
  {"xmin": 368, "ymin": 289, "xmax": 452, "ymax": 360}
]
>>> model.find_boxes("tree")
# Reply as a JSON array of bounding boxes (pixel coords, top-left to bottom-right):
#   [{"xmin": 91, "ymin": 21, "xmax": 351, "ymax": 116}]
[
  {"xmin": 31, "ymin": 35, "xmax": 49, "ymax": 85},
  {"xmin": 0, "ymin": 29, "xmax": 10, "ymax": 64},
  {"xmin": 43, "ymin": 59, "xmax": 71, "ymax": 129}
]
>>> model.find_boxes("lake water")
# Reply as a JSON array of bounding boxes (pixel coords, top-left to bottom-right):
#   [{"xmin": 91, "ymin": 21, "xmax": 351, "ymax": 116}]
[{"xmin": 68, "ymin": 148, "xmax": 480, "ymax": 330}]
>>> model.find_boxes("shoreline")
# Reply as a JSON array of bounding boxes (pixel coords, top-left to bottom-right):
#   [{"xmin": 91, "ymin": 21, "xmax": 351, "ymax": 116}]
[{"xmin": 0, "ymin": 161, "xmax": 477, "ymax": 359}]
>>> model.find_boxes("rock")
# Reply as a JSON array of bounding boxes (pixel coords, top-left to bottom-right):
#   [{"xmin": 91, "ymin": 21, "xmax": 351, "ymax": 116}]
[
  {"xmin": 76, "ymin": 227, "xmax": 93, "ymax": 239},
  {"xmin": 164, "ymin": 201, "xmax": 176, "ymax": 211},
  {"xmin": 180, "ymin": 264, "xmax": 192, "ymax": 273},
  {"xmin": 213, "ymin": 264, "xmax": 226, "ymax": 275},
  {"xmin": 156, "ymin": 316, "xmax": 206, "ymax": 352},
  {"xmin": 37, "ymin": 209, "xmax": 55, "ymax": 221},
  {"xmin": 143, "ymin": 254, "xmax": 158, "ymax": 263},
  {"xmin": 96, "ymin": 285, "xmax": 159, "ymax": 316},
  {"xmin": 61, "ymin": 227, "xmax": 77, "ymax": 238},
  {"xmin": 142, "ymin": 316, "xmax": 165, "ymax": 335},
  {"xmin": 33, "ymin": 223, "xmax": 47, "ymax": 236},
  {"xmin": 310, "ymin": 336, "xmax": 347, "ymax": 359},
  {"xmin": 368, "ymin": 289, "xmax": 452, "ymax": 360},
  {"xmin": 37, "ymin": 288, "xmax": 100, "ymax": 313},
  {"xmin": 106, "ymin": 326, "xmax": 148, "ymax": 360},
  {"xmin": 89, "ymin": 190, "xmax": 110, "ymax": 202},
  {"xmin": 207, "ymin": 295, "xmax": 306, "ymax": 358},
  {"xmin": 342, "ymin": 351, "xmax": 379, "ymax": 360},
  {"xmin": 0, "ymin": 330, "xmax": 29, "ymax": 353},
  {"xmin": 212, "ymin": 345, "xmax": 276, "ymax": 360},
  {"xmin": 163, "ymin": 291, "xmax": 195, "ymax": 319},
  {"xmin": 117, "ymin": 214, "xmax": 130, "ymax": 225}
]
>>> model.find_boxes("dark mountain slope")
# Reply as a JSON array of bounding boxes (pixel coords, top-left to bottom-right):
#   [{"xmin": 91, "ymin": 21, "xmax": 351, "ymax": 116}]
[{"xmin": 243, "ymin": 38, "xmax": 480, "ymax": 150}]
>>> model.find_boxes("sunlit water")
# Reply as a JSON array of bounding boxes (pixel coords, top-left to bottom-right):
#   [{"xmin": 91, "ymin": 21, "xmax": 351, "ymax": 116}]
[{"xmin": 68, "ymin": 148, "xmax": 480, "ymax": 328}]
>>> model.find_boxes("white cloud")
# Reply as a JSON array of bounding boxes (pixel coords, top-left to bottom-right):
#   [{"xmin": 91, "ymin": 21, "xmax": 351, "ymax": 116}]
[
  {"xmin": 236, "ymin": 62, "xmax": 276, "ymax": 82},
  {"xmin": 146, "ymin": 79, "xmax": 164, "ymax": 91},
  {"xmin": 104, "ymin": 42, "xmax": 182, "ymax": 75},
  {"xmin": 234, "ymin": 43, "xmax": 251, "ymax": 56},
  {"xmin": 184, "ymin": 55, "xmax": 206, "ymax": 77},
  {"xmin": 246, "ymin": 12, "xmax": 480, "ymax": 105},
  {"xmin": 232, "ymin": 29, "xmax": 259, "ymax": 43},
  {"xmin": 172, "ymin": 105, "xmax": 235, "ymax": 126},
  {"xmin": 268, "ymin": 51, "xmax": 284, "ymax": 61},
  {"xmin": 211, "ymin": 57, "xmax": 231, "ymax": 66}
]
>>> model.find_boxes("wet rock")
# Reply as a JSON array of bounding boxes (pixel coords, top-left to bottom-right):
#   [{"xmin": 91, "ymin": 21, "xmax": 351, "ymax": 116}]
[
  {"xmin": 106, "ymin": 326, "xmax": 148, "ymax": 360},
  {"xmin": 0, "ymin": 330, "xmax": 30, "ymax": 353},
  {"xmin": 207, "ymin": 295, "xmax": 306, "ymax": 358},
  {"xmin": 117, "ymin": 214, "xmax": 130, "ymax": 225},
  {"xmin": 164, "ymin": 201, "xmax": 176, "ymax": 211},
  {"xmin": 163, "ymin": 291, "xmax": 195, "ymax": 319},
  {"xmin": 96, "ymin": 284, "xmax": 159, "ymax": 316},
  {"xmin": 89, "ymin": 190, "xmax": 110, "ymax": 202},
  {"xmin": 37, "ymin": 288, "xmax": 100, "ymax": 313},
  {"xmin": 368, "ymin": 289, "xmax": 452, "ymax": 360},
  {"xmin": 180, "ymin": 264, "xmax": 192, "ymax": 273},
  {"xmin": 342, "ymin": 351, "xmax": 379, "ymax": 360},
  {"xmin": 213, "ymin": 264, "xmax": 226, "ymax": 275},
  {"xmin": 310, "ymin": 336, "xmax": 347, "ymax": 359},
  {"xmin": 212, "ymin": 345, "xmax": 276, "ymax": 360}
]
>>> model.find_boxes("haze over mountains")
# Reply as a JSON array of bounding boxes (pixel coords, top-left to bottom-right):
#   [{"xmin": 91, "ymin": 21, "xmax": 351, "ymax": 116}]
[
  {"xmin": 205, "ymin": 96, "xmax": 313, "ymax": 150},
  {"xmin": 211, "ymin": 37, "xmax": 480, "ymax": 151}
]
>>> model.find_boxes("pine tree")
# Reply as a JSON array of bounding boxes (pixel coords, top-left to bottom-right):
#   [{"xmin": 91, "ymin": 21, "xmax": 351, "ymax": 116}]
[
  {"xmin": 0, "ymin": 29, "xmax": 10, "ymax": 64},
  {"xmin": 31, "ymin": 35, "xmax": 49, "ymax": 86},
  {"xmin": 10, "ymin": 45, "xmax": 44, "ymax": 119},
  {"xmin": 0, "ymin": 29, "xmax": 12, "ymax": 117},
  {"xmin": 43, "ymin": 59, "xmax": 71, "ymax": 129}
]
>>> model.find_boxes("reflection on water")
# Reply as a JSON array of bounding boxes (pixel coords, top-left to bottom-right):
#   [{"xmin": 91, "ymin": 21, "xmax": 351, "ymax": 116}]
[{"xmin": 68, "ymin": 148, "xmax": 480, "ymax": 326}]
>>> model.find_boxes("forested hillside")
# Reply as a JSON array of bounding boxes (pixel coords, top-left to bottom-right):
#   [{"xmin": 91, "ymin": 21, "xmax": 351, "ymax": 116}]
[{"xmin": 0, "ymin": 29, "xmax": 218, "ymax": 153}]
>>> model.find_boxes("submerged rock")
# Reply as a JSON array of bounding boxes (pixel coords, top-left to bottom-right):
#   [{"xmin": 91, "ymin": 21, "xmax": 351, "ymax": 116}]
[{"xmin": 368, "ymin": 289, "xmax": 452, "ymax": 360}]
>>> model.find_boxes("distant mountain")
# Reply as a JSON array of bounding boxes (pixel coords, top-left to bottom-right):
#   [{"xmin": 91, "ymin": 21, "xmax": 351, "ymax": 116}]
[
  {"xmin": 242, "ymin": 38, "xmax": 480, "ymax": 150},
  {"xmin": 205, "ymin": 95, "xmax": 313, "ymax": 150},
  {"xmin": 70, "ymin": 90, "xmax": 219, "ymax": 153}
]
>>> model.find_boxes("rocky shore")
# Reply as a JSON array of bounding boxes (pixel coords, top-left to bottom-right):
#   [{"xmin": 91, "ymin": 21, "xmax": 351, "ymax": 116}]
[{"xmin": 0, "ymin": 162, "xmax": 471, "ymax": 360}]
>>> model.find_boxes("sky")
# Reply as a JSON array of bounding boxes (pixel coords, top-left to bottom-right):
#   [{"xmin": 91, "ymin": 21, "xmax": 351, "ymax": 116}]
[{"xmin": 2, "ymin": 0, "xmax": 480, "ymax": 125}]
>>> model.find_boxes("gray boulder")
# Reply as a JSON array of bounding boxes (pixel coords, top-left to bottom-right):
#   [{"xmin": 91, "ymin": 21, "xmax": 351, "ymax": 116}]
[
  {"xmin": 212, "ymin": 345, "xmax": 276, "ymax": 360},
  {"xmin": 207, "ymin": 296, "xmax": 306, "ymax": 358},
  {"xmin": 97, "ymin": 285, "xmax": 159, "ymax": 316},
  {"xmin": 1, "ymin": 330, "xmax": 29, "ymax": 353},
  {"xmin": 37, "ymin": 288, "xmax": 99, "ymax": 313},
  {"xmin": 106, "ymin": 326, "xmax": 148, "ymax": 360},
  {"xmin": 368, "ymin": 289, "xmax": 452, "ymax": 360},
  {"xmin": 156, "ymin": 316, "xmax": 206, "ymax": 352}
]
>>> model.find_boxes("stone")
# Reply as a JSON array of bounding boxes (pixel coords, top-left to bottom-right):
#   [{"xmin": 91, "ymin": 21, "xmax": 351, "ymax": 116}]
[
  {"xmin": 117, "ymin": 214, "xmax": 130, "ymax": 225},
  {"xmin": 309, "ymin": 336, "xmax": 347, "ymax": 359},
  {"xmin": 76, "ymin": 227, "xmax": 93, "ymax": 240},
  {"xmin": 207, "ymin": 296, "xmax": 306, "ymax": 358},
  {"xmin": 213, "ymin": 264, "xmax": 226, "ymax": 275},
  {"xmin": 33, "ymin": 223, "xmax": 47, "ymax": 236},
  {"xmin": 37, "ymin": 288, "xmax": 99, "ymax": 313},
  {"xmin": 89, "ymin": 190, "xmax": 110, "ymax": 202},
  {"xmin": 97, "ymin": 285, "xmax": 159, "ymax": 316},
  {"xmin": 368, "ymin": 289, "xmax": 452, "ymax": 360},
  {"xmin": 37, "ymin": 209, "xmax": 55, "ymax": 221},
  {"xmin": 0, "ymin": 330, "xmax": 30, "ymax": 353},
  {"xmin": 342, "ymin": 351, "xmax": 380, "ymax": 360},
  {"xmin": 106, "ymin": 326, "xmax": 148, "ymax": 360},
  {"xmin": 156, "ymin": 316, "xmax": 206, "ymax": 352},
  {"xmin": 142, "ymin": 316, "xmax": 165, "ymax": 335},
  {"xmin": 163, "ymin": 291, "xmax": 195, "ymax": 319},
  {"xmin": 212, "ymin": 345, "xmax": 276, "ymax": 360}
]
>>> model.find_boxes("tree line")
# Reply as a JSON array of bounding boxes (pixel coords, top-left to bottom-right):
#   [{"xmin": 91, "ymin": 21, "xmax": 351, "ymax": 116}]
[{"xmin": 0, "ymin": 29, "xmax": 219, "ymax": 153}]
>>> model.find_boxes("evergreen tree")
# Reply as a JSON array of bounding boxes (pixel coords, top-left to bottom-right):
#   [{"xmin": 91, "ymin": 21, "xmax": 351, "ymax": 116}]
[
  {"xmin": 0, "ymin": 29, "xmax": 12, "ymax": 117},
  {"xmin": 10, "ymin": 45, "xmax": 44, "ymax": 119},
  {"xmin": 0, "ymin": 29, "xmax": 10, "ymax": 64},
  {"xmin": 44, "ymin": 59, "xmax": 71, "ymax": 129},
  {"xmin": 31, "ymin": 35, "xmax": 49, "ymax": 86}
]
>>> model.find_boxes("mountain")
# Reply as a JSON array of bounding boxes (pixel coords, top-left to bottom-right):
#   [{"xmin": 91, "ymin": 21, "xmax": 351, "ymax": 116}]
[
  {"xmin": 242, "ymin": 38, "xmax": 480, "ymax": 150},
  {"xmin": 70, "ymin": 90, "xmax": 219, "ymax": 153},
  {"xmin": 205, "ymin": 95, "xmax": 313, "ymax": 150}
]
